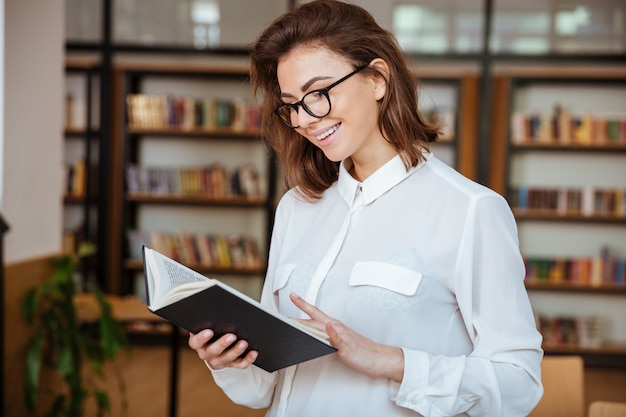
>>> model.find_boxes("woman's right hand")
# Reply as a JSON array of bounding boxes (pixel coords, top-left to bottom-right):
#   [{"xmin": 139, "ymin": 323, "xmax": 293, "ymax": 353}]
[{"xmin": 188, "ymin": 330, "xmax": 258, "ymax": 370}]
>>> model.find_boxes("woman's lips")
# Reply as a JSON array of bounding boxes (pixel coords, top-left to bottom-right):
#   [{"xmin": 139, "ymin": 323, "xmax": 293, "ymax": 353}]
[{"xmin": 315, "ymin": 124, "xmax": 340, "ymax": 141}]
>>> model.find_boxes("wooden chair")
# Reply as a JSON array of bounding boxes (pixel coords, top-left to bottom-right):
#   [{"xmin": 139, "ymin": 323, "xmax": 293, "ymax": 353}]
[
  {"xmin": 528, "ymin": 355, "xmax": 585, "ymax": 417},
  {"xmin": 588, "ymin": 401, "xmax": 626, "ymax": 417}
]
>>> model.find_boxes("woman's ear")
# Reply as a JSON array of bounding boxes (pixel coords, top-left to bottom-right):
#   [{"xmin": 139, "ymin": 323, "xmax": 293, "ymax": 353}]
[{"xmin": 368, "ymin": 58, "xmax": 390, "ymax": 101}]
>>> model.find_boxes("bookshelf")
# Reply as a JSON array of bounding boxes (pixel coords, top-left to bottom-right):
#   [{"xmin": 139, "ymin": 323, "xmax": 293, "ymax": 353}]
[
  {"xmin": 63, "ymin": 58, "xmax": 103, "ymax": 288},
  {"xmin": 108, "ymin": 62, "xmax": 277, "ymax": 300},
  {"xmin": 415, "ymin": 67, "xmax": 480, "ymax": 181},
  {"xmin": 490, "ymin": 68, "xmax": 626, "ymax": 358}
]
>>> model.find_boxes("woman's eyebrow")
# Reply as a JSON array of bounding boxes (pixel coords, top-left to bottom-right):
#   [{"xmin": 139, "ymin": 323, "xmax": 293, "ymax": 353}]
[
  {"xmin": 280, "ymin": 75, "xmax": 332, "ymax": 99},
  {"xmin": 300, "ymin": 75, "xmax": 331, "ymax": 92}
]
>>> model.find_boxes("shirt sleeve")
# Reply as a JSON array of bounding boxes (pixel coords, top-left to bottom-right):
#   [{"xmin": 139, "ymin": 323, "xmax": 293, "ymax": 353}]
[
  {"xmin": 389, "ymin": 193, "xmax": 544, "ymax": 416},
  {"xmin": 209, "ymin": 364, "xmax": 277, "ymax": 409}
]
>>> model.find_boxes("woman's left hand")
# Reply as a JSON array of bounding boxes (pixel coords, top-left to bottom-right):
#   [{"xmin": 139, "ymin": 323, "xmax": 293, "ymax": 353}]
[{"xmin": 289, "ymin": 293, "xmax": 405, "ymax": 383}]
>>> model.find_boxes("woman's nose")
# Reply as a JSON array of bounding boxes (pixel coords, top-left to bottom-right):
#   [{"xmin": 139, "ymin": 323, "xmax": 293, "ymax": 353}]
[{"xmin": 295, "ymin": 107, "xmax": 320, "ymax": 128}]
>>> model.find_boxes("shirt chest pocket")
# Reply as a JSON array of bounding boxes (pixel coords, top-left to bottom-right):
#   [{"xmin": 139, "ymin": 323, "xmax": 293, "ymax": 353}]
[{"xmin": 349, "ymin": 262, "xmax": 422, "ymax": 296}]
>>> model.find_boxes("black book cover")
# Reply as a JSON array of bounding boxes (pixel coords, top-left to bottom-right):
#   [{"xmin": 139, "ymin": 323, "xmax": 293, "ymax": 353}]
[{"xmin": 142, "ymin": 247, "xmax": 336, "ymax": 372}]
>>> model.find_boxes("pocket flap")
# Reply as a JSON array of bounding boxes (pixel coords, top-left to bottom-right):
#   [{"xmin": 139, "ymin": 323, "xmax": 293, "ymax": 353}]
[{"xmin": 349, "ymin": 262, "xmax": 422, "ymax": 296}]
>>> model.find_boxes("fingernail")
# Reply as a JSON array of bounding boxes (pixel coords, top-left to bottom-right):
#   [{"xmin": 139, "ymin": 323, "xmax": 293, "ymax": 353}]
[{"xmin": 290, "ymin": 292, "xmax": 301, "ymax": 299}]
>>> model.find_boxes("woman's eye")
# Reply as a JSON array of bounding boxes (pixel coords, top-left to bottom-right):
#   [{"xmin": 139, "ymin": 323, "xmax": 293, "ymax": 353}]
[{"xmin": 307, "ymin": 90, "xmax": 325, "ymax": 100}]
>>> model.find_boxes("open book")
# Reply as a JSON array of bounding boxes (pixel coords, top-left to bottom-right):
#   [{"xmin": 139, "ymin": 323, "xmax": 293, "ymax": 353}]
[{"xmin": 142, "ymin": 246, "xmax": 336, "ymax": 372}]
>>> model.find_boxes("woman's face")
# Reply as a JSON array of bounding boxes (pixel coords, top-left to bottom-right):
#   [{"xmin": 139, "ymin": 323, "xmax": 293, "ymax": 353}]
[{"xmin": 276, "ymin": 45, "xmax": 395, "ymax": 173}]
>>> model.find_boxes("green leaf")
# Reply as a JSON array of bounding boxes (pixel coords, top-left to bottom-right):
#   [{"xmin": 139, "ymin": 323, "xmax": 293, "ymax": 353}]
[
  {"xmin": 89, "ymin": 357, "xmax": 105, "ymax": 378},
  {"xmin": 57, "ymin": 344, "xmax": 75, "ymax": 378},
  {"xmin": 94, "ymin": 390, "xmax": 111, "ymax": 417},
  {"xmin": 52, "ymin": 256, "xmax": 75, "ymax": 284},
  {"xmin": 21, "ymin": 287, "xmax": 39, "ymax": 324},
  {"xmin": 76, "ymin": 241, "xmax": 97, "ymax": 258},
  {"xmin": 95, "ymin": 287, "xmax": 127, "ymax": 358},
  {"xmin": 24, "ymin": 331, "xmax": 43, "ymax": 410}
]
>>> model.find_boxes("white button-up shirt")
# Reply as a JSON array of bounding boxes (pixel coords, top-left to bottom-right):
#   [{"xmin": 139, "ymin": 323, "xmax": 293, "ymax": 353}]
[{"xmin": 210, "ymin": 154, "xmax": 543, "ymax": 417}]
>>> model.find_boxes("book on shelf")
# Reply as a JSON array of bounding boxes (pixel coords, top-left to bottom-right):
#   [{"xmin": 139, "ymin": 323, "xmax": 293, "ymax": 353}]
[
  {"xmin": 64, "ymin": 158, "xmax": 87, "ymax": 198},
  {"xmin": 127, "ymin": 230, "xmax": 263, "ymax": 270},
  {"xmin": 62, "ymin": 224, "xmax": 87, "ymax": 255},
  {"xmin": 510, "ymin": 109, "xmax": 626, "ymax": 145},
  {"xmin": 126, "ymin": 93, "xmax": 261, "ymax": 132},
  {"xmin": 125, "ymin": 163, "xmax": 262, "ymax": 199},
  {"xmin": 65, "ymin": 93, "xmax": 74, "ymax": 129},
  {"xmin": 535, "ymin": 313, "xmax": 602, "ymax": 348},
  {"xmin": 510, "ymin": 186, "xmax": 626, "ymax": 217},
  {"xmin": 524, "ymin": 250, "xmax": 626, "ymax": 288},
  {"xmin": 142, "ymin": 246, "xmax": 337, "ymax": 372}
]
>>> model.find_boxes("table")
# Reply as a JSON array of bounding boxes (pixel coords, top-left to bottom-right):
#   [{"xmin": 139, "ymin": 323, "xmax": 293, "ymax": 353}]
[{"xmin": 74, "ymin": 294, "xmax": 182, "ymax": 417}]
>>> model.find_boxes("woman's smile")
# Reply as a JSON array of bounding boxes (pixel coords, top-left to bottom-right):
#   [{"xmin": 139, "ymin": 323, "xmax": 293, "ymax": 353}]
[{"xmin": 314, "ymin": 123, "xmax": 340, "ymax": 141}]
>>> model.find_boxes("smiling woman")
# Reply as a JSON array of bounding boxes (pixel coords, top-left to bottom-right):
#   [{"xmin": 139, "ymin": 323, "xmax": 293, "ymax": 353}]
[{"xmin": 186, "ymin": 1, "xmax": 544, "ymax": 416}]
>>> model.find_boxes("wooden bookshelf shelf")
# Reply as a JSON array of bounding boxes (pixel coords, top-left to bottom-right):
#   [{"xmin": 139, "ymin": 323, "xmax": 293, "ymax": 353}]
[
  {"xmin": 63, "ymin": 195, "xmax": 85, "ymax": 204},
  {"xmin": 511, "ymin": 143, "xmax": 626, "ymax": 152},
  {"xmin": 525, "ymin": 281, "xmax": 626, "ymax": 295},
  {"xmin": 543, "ymin": 342, "xmax": 626, "ymax": 357},
  {"xmin": 123, "ymin": 259, "xmax": 266, "ymax": 276},
  {"xmin": 65, "ymin": 127, "xmax": 88, "ymax": 136},
  {"xmin": 65, "ymin": 127, "xmax": 101, "ymax": 137},
  {"xmin": 127, "ymin": 126, "xmax": 261, "ymax": 138},
  {"xmin": 512, "ymin": 209, "xmax": 626, "ymax": 223},
  {"xmin": 125, "ymin": 193, "xmax": 267, "ymax": 207}
]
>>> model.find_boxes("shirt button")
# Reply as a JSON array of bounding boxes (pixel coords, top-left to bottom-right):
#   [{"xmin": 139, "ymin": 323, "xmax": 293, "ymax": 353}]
[{"xmin": 359, "ymin": 186, "xmax": 363, "ymax": 191}]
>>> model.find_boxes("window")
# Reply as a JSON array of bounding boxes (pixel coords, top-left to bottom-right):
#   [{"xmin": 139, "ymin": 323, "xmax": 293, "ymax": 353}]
[
  {"xmin": 392, "ymin": 0, "xmax": 485, "ymax": 54},
  {"xmin": 492, "ymin": 0, "xmax": 625, "ymax": 54}
]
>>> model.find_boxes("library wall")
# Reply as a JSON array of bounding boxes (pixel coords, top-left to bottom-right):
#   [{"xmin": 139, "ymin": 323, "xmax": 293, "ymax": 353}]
[{"xmin": 2, "ymin": 0, "xmax": 65, "ymax": 263}]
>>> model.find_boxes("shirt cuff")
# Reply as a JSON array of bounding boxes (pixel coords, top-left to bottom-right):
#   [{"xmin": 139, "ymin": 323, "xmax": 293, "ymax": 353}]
[{"xmin": 388, "ymin": 348, "xmax": 429, "ymax": 405}]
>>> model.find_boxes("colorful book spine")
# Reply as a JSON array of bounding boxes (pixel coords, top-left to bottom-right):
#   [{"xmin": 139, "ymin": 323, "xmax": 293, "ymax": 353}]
[
  {"xmin": 510, "ymin": 110, "xmax": 626, "ymax": 145},
  {"xmin": 124, "ymin": 163, "xmax": 263, "ymax": 199},
  {"xmin": 126, "ymin": 230, "xmax": 263, "ymax": 270},
  {"xmin": 126, "ymin": 93, "xmax": 262, "ymax": 131},
  {"xmin": 524, "ymin": 249, "xmax": 626, "ymax": 288},
  {"xmin": 510, "ymin": 186, "xmax": 626, "ymax": 217}
]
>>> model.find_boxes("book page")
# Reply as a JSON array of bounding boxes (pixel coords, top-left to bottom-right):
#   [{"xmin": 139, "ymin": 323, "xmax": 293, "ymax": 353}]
[{"xmin": 145, "ymin": 247, "xmax": 215, "ymax": 309}]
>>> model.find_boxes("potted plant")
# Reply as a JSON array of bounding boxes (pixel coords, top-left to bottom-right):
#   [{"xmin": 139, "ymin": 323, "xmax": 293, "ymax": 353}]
[{"xmin": 21, "ymin": 243, "xmax": 129, "ymax": 417}]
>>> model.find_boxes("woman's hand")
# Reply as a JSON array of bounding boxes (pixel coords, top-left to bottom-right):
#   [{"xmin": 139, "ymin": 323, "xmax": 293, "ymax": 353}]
[
  {"xmin": 188, "ymin": 330, "xmax": 258, "ymax": 371},
  {"xmin": 289, "ymin": 293, "xmax": 405, "ymax": 383}
]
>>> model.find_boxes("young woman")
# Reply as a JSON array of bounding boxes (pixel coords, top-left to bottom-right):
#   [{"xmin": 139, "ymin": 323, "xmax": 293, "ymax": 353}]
[{"xmin": 188, "ymin": 1, "xmax": 544, "ymax": 416}]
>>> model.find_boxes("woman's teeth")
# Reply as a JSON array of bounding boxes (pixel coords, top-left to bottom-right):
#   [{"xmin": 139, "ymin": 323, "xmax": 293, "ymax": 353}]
[{"xmin": 316, "ymin": 125, "xmax": 339, "ymax": 140}]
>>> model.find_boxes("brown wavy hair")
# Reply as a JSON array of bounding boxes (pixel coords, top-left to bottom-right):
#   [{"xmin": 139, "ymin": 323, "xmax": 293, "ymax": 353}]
[{"xmin": 250, "ymin": 0, "xmax": 439, "ymax": 201}]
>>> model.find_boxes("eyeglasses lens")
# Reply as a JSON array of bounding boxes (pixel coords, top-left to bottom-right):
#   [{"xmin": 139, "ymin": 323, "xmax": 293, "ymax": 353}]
[{"xmin": 277, "ymin": 92, "xmax": 331, "ymax": 128}]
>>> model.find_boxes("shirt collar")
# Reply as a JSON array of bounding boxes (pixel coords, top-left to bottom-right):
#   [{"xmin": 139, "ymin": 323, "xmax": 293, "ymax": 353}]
[{"xmin": 337, "ymin": 153, "xmax": 432, "ymax": 207}]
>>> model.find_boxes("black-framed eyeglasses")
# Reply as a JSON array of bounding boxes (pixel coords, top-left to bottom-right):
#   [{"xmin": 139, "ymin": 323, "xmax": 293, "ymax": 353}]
[{"xmin": 274, "ymin": 65, "xmax": 367, "ymax": 129}]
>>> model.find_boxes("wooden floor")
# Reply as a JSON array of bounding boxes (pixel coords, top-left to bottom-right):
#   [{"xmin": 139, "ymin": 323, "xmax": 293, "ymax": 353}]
[{"xmin": 84, "ymin": 342, "xmax": 268, "ymax": 417}]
